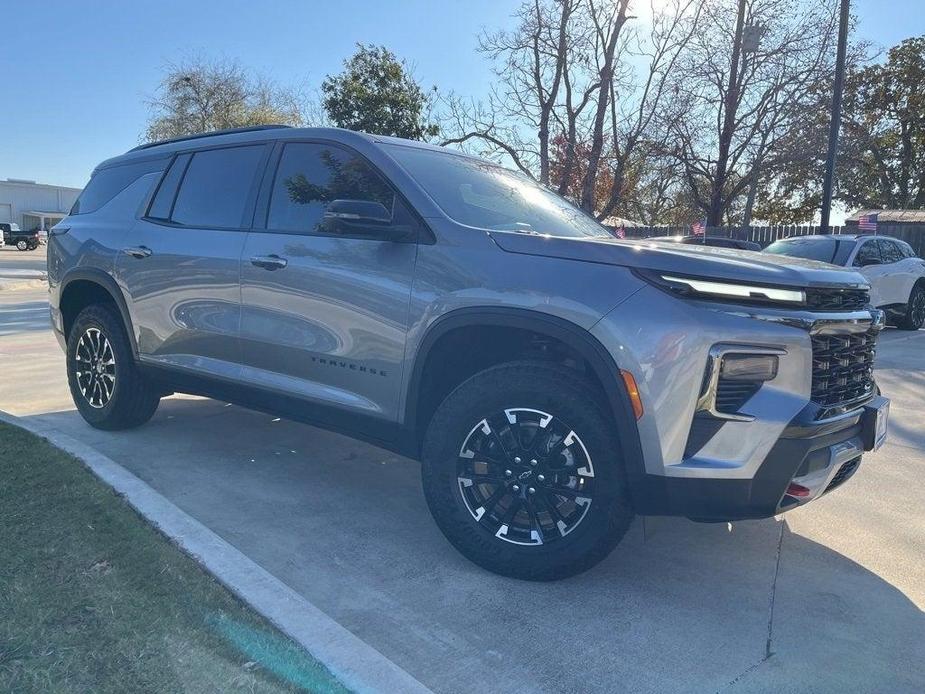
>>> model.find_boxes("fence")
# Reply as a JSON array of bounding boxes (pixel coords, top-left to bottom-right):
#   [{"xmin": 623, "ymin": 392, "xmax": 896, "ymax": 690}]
[{"xmin": 615, "ymin": 224, "xmax": 925, "ymax": 257}]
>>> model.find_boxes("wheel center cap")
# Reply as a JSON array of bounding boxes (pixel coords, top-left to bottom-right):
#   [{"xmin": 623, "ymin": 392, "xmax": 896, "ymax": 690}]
[{"xmin": 518, "ymin": 470, "xmax": 533, "ymax": 480}]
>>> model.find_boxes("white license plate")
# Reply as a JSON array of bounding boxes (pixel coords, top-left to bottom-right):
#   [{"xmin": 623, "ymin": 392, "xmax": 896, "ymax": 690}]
[{"xmin": 873, "ymin": 400, "xmax": 890, "ymax": 451}]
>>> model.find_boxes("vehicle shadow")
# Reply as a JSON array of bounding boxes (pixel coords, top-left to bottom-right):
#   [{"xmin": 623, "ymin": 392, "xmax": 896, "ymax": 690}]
[{"xmin": 21, "ymin": 397, "xmax": 925, "ymax": 693}]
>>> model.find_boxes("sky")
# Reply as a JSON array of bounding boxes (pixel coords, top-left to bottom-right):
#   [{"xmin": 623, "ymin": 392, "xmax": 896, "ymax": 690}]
[{"xmin": 2, "ymin": 0, "xmax": 923, "ymax": 193}]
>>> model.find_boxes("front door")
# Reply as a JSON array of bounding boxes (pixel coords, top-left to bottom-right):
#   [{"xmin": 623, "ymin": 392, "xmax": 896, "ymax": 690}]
[
  {"xmin": 853, "ymin": 238, "xmax": 889, "ymax": 308},
  {"xmin": 115, "ymin": 144, "xmax": 269, "ymax": 379},
  {"xmin": 239, "ymin": 141, "xmax": 419, "ymax": 422}
]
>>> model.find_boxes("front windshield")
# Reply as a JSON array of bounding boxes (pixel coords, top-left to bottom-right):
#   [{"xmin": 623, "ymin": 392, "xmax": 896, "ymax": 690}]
[
  {"xmin": 385, "ymin": 144, "xmax": 612, "ymax": 239},
  {"xmin": 764, "ymin": 237, "xmax": 855, "ymax": 265}
]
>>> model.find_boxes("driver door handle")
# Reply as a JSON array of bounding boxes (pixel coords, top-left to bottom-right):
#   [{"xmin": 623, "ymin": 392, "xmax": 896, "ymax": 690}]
[
  {"xmin": 122, "ymin": 245, "xmax": 152, "ymax": 259},
  {"xmin": 250, "ymin": 254, "xmax": 288, "ymax": 271}
]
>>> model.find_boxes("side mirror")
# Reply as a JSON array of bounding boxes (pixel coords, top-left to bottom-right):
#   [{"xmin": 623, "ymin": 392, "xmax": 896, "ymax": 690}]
[{"xmin": 324, "ymin": 199, "xmax": 392, "ymax": 225}]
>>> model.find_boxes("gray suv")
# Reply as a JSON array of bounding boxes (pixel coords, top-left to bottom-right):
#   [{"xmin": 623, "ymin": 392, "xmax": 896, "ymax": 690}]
[{"xmin": 48, "ymin": 125, "xmax": 890, "ymax": 580}]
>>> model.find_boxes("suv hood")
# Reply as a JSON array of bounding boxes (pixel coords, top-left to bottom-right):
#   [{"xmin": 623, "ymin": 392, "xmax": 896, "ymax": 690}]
[{"xmin": 488, "ymin": 232, "xmax": 868, "ymax": 289}]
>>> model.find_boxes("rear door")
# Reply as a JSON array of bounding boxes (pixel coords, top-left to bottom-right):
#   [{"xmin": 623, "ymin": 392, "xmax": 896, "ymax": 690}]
[
  {"xmin": 238, "ymin": 140, "xmax": 420, "ymax": 422},
  {"xmin": 880, "ymin": 238, "xmax": 921, "ymax": 306},
  {"xmin": 114, "ymin": 143, "xmax": 270, "ymax": 380}
]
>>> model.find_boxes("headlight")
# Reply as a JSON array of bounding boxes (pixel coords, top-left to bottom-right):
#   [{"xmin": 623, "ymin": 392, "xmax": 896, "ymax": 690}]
[{"xmin": 643, "ymin": 272, "xmax": 805, "ymax": 305}]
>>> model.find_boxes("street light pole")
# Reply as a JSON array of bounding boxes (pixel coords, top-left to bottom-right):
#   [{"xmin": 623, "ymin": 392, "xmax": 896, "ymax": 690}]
[{"xmin": 820, "ymin": 0, "xmax": 851, "ymax": 234}]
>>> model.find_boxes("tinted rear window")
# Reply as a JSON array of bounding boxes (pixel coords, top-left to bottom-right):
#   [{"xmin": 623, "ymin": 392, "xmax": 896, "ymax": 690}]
[
  {"xmin": 879, "ymin": 239, "xmax": 904, "ymax": 264},
  {"xmin": 71, "ymin": 159, "xmax": 167, "ymax": 215},
  {"xmin": 171, "ymin": 146, "xmax": 265, "ymax": 228},
  {"xmin": 898, "ymin": 240, "xmax": 917, "ymax": 258},
  {"xmin": 146, "ymin": 153, "xmax": 191, "ymax": 221},
  {"xmin": 764, "ymin": 237, "xmax": 855, "ymax": 265}
]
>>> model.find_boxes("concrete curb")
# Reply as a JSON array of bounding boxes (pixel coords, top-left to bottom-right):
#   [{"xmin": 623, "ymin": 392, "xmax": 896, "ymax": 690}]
[
  {"xmin": 0, "ymin": 410, "xmax": 433, "ymax": 694},
  {"xmin": 0, "ymin": 269, "xmax": 47, "ymax": 280}
]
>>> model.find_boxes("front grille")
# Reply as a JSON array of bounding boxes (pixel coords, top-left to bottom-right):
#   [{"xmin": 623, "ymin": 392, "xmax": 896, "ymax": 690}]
[
  {"xmin": 714, "ymin": 379, "xmax": 761, "ymax": 414},
  {"xmin": 811, "ymin": 329, "xmax": 878, "ymax": 418},
  {"xmin": 805, "ymin": 287, "xmax": 870, "ymax": 312},
  {"xmin": 825, "ymin": 456, "xmax": 861, "ymax": 493}
]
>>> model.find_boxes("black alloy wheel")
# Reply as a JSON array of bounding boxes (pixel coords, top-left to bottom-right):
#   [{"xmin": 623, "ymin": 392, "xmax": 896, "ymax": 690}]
[
  {"xmin": 900, "ymin": 285, "xmax": 925, "ymax": 330},
  {"xmin": 422, "ymin": 361, "xmax": 634, "ymax": 581},
  {"xmin": 66, "ymin": 304, "xmax": 161, "ymax": 430},
  {"xmin": 456, "ymin": 408, "xmax": 595, "ymax": 546}
]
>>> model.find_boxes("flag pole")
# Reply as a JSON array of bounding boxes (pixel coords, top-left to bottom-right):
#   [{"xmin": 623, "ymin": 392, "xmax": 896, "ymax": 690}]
[{"xmin": 820, "ymin": 0, "xmax": 851, "ymax": 234}]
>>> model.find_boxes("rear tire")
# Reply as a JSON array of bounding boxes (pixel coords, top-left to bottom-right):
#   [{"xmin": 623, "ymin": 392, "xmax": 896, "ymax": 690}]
[
  {"xmin": 421, "ymin": 361, "xmax": 634, "ymax": 581},
  {"xmin": 66, "ymin": 304, "xmax": 161, "ymax": 430},
  {"xmin": 898, "ymin": 285, "xmax": 925, "ymax": 330},
  {"xmin": 16, "ymin": 240, "xmax": 27, "ymax": 251}
]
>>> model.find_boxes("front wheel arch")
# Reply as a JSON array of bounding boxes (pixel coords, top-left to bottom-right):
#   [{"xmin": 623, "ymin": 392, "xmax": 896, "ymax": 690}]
[{"xmin": 405, "ymin": 308, "xmax": 646, "ymax": 494}]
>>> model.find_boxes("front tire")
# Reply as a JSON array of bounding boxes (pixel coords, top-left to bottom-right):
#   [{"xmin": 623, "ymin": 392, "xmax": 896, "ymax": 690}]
[
  {"xmin": 66, "ymin": 304, "xmax": 161, "ymax": 430},
  {"xmin": 898, "ymin": 284, "xmax": 925, "ymax": 331},
  {"xmin": 16, "ymin": 240, "xmax": 28, "ymax": 251},
  {"xmin": 421, "ymin": 361, "xmax": 634, "ymax": 581}
]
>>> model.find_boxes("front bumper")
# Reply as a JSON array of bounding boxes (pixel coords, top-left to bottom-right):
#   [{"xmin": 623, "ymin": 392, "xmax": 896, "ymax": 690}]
[{"xmin": 634, "ymin": 396, "xmax": 888, "ymax": 521}]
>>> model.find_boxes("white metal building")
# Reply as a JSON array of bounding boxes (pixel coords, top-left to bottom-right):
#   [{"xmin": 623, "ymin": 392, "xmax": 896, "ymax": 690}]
[{"xmin": 0, "ymin": 178, "xmax": 82, "ymax": 231}]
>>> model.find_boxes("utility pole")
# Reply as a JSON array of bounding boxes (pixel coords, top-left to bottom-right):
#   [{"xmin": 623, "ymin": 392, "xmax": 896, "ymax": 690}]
[
  {"xmin": 820, "ymin": 0, "xmax": 851, "ymax": 234},
  {"xmin": 708, "ymin": 0, "xmax": 748, "ymax": 227}
]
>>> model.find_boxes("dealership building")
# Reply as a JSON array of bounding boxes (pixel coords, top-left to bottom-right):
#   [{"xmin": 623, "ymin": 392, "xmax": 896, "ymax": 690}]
[{"xmin": 0, "ymin": 178, "xmax": 82, "ymax": 232}]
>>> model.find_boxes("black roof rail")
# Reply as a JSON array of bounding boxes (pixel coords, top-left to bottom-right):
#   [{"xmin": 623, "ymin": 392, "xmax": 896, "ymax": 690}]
[{"xmin": 129, "ymin": 124, "xmax": 293, "ymax": 152}]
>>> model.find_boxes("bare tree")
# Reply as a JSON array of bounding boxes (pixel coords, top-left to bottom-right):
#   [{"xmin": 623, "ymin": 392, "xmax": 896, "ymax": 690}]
[
  {"xmin": 667, "ymin": 0, "xmax": 840, "ymax": 224},
  {"xmin": 441, "ymin": 0, "xmax": 700, "ymax": 221},
  {"xmin": 143, "ymin": 58, "xmax": 305, "ymax": 143}
]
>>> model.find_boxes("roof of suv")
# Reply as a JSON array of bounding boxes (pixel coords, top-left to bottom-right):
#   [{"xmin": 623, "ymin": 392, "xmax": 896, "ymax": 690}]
[
  {"xmin": 98, "ymin": 126, "xmax": 459, "ymax": 171},
  {"xmin": 773, "ymin": 234, "xmax": 905, "ymax": 243}
]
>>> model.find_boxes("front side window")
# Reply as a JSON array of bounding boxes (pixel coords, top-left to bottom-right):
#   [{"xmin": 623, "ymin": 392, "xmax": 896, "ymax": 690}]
[
  {"xmin": 267, "ymin": 142, "xmax": 400, "ymax": 236},
  {"xmin": 171, "ymin": 146, "xmax": 265, "ymax": 228},
  {"xmin": 384, "ymin": 144, "xmax": 611, "ymax": 239},
  {"xmin": 854, "ymin": 241, "xmax": 882, "ymax": 267}
]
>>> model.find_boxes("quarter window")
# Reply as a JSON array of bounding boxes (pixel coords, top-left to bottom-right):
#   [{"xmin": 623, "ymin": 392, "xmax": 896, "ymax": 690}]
[
  {"xmin": 71, "ymin": 159, "xmax": 167, "ymax": 215},
  {"xmin": 267, "ymin": 143, "xmax": 398, "ymax": 235},
  {"xmin": 171, "ymin": 146, "xmax": 265, "ymax": 228}
]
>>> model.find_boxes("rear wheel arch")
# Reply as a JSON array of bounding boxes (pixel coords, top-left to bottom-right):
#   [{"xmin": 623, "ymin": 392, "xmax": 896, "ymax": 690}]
[
  {"xmin": 404, "ymin": 308, "xmax": 646, "ymax": 488},
  {"xmin": 59, "ymin": 271, "xmax": 137, "ymax": 356}
]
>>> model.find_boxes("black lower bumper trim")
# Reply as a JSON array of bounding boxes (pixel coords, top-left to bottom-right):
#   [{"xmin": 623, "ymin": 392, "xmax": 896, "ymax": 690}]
[{"xmin": 633, "ymin": 417, "xmax": 865, "ymax": 521}]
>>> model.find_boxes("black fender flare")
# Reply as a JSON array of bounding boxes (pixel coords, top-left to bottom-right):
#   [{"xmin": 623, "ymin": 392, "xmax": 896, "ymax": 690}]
[
  {"xmin": 403, "ymin": 307, "xmax": 647, "ymax": 496},
  {"xmin": 59, "ymin": 268, "xmax": 138, "ymax": 357}
]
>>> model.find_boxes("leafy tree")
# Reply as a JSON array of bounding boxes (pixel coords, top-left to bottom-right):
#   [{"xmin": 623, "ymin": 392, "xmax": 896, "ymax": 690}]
[
  {"xmin": 321, "ymin": 44, "xmax": 439, "ymax": 140},
  {"xmin": 838, "ymin": 36, "xmax": 925, "ymax": 210},
  {"xmin": 143, "ymin": 59, "xmax": 303, "ymax": 143}
]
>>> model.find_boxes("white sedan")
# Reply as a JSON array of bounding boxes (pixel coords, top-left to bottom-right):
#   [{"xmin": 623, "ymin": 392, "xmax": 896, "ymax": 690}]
[{"xmin": 765, "ymin": 234, "xmax": 925, "ymax": 330}]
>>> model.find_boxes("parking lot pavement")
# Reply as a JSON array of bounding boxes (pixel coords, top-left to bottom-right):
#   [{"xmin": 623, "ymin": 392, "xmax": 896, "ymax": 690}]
[
  {"xmin": 1, "ymin": 282, "xmax": 923, "ymax": 693},
  {"xmin": 0, "ymin": 244, "xmax": 48, "ymax": 276}
]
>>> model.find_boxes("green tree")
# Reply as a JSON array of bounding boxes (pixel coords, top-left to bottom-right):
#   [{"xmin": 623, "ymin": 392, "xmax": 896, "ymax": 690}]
[
  {"xmin": 321, "ymin": 44, "xmax": 438, "ymax": 140},
  {"xmin": 143, "ymin": 59, "xmax": 303, "ymax": 143},
  {"xmin": 838, "ymin": 36, "xmax": 925, "ymax": 210}
]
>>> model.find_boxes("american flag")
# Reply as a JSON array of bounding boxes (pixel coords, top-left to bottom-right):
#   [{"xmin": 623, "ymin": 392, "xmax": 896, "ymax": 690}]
[
  {"xmin": 858, "ymin": 212, "xmax": 878, "ymax": 233},
  {"xmin": 614, "ymin": 226, "xmax": 626, "ymax": 239},
  {"xmin": 691, "ymin": 219, "xmax": 706, "ymax": 236}
]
